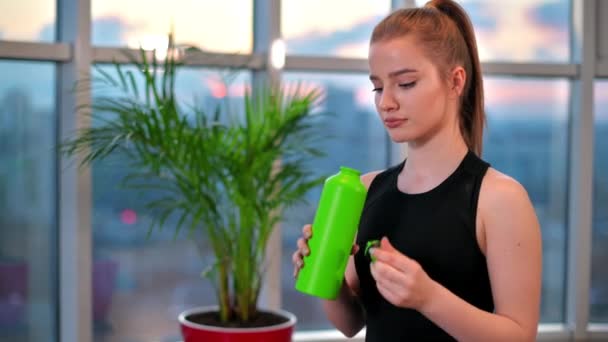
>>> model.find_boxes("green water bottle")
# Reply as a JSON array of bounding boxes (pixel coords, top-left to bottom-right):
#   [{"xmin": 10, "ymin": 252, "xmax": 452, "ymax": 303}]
[{"xmin": 295, "ymin": 166, "xmax": 367, "ymax": 299}]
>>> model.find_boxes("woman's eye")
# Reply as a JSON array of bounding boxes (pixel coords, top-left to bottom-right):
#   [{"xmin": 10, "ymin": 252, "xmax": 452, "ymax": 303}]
[
  {"xmin": 399, "ymin": 81, "xmax": 416, "ymax": 89},
  {"xmin": 372, "ymin": 87, "xmax": 383, "ymax": 93}
]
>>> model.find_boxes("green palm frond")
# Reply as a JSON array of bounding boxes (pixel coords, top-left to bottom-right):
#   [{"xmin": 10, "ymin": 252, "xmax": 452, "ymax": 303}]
[{"xmin": 61, "ymin": 35, "xmax": 328, "ymax": 325}]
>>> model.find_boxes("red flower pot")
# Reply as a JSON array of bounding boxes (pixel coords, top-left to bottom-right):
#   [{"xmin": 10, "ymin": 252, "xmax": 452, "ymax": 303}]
[{"xmin": 179, "ymin": 306, "xmax": 297, "ymax": 342}]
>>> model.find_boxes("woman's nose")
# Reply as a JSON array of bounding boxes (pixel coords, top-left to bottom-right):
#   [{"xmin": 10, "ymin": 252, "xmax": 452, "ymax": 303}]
[{"xmin": 378, "ymin": 89, "xmax": 398, "ymax": 112}]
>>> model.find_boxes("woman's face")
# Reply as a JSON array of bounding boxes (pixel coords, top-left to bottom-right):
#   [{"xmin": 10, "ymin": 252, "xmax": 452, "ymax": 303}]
[{"xmin": 368, "ymin": 36, "xmax": 455, "ymax": 144}]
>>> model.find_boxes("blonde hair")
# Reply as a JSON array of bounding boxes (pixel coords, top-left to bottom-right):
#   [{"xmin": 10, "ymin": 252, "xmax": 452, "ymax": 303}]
[{"xmin": 371, "ymin": 0, "xmax": 485, "ymax": 156}]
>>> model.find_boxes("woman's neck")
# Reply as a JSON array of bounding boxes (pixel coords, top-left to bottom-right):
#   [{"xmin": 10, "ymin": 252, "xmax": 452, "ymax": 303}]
[{"xmin": 399, "ymin": 125, "xmax": 469, "ymax": 191}]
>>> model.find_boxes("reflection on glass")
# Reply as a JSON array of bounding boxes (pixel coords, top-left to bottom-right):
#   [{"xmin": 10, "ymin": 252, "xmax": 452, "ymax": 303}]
[
  {"xmin": 0, "ymin": 61, "xmax": 57, "ymax": 342},
  {"xmin": 591, "ymin": 81, "xmax": 608, "ymax": 323},
  {"xmin": 282, "ymin": 0, "xmax": 392, "ymax": 58},
  {"xmin": 91, "ymin": 65, "xmax": 250, "ymax": 342},
  {"xmin": 92, "ymin": 0, "xmax": 252, "ymax": 53},
  {"xmin": 280, "ymin": 72, "xmax": 389, "ymax": 331},
  {"xmin": 0, "ymin": 1, "xmax": 56, "ymax": 42},
  {"xmin": 415, "ymin": 0, "xmax": 570, "ymax": 62},
  {"xmin": 484, "ymin": 77, "xmax": 569, "ymax": 322}
]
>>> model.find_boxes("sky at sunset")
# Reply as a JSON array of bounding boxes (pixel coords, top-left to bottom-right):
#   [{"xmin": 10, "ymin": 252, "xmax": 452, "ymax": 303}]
[
  {"xmin": 0, "ymin": 0, "xmax": 605, "ymax": 118},
  {"xmin": 0, "ymin": 0, "xmax": 569, "ymax": 59}
]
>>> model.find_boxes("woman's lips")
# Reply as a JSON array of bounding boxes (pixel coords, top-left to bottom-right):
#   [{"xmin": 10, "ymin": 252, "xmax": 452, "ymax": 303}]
[{"xmin": 383, "ymin": 118, "xmax": 407, "ymax": 128}]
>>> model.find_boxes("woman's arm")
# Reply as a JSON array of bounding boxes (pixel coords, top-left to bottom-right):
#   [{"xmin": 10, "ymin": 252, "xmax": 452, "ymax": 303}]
[
  {"xmin": 322, "ymin": 170, "xmax": 382, "ymax": 337},
  {"xmin": 419, "ymin": 169, "xmax": 542, "ymax": 341},
  {"xmin": 322, "ymin": 257, "xmax": 366, "ymax": 337}
]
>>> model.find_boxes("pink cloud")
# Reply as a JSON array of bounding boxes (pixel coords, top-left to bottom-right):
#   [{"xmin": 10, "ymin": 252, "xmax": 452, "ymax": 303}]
[
  {"xmin": 484, "ymin": 78, "xmax": 569, "ymax": 107},
  {"xmin": 596, "ymin": 82, "xmax": 608, "ymax": 121}
]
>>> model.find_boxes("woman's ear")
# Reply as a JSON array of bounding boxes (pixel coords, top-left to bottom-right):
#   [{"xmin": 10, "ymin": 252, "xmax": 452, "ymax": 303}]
[{"xmin": 449, "ymin": 66, "xmax": 467, "ymax": 98}]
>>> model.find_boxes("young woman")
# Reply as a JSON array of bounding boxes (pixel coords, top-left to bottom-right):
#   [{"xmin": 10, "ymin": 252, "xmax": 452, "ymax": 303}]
[{"xmin": 292, "ymin": 0, "xmax": 542, "ymax": 341}]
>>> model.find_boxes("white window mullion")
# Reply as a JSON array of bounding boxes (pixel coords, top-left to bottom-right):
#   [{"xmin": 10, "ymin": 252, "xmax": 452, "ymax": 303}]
[
  {"xmin": 91, "ymin": 46, "xmax": 265, "ymax": 69},
  {"xmin": 597, "ymin": 0, "xmax": 608, "ymax": 73},
  {"xmin": 588, "ymin": 323, "xmax": 608, "ymax": 340},
  {"xmin": 284, "ymin": 56, "xmax": 578, "ymax": 78},
  {"xmin": 399, "ymin": 0, "xmax": 416, "ymax": 9},
  {"xmin": 482, "ymin": 63, "xmax": 578, "ymax": 77},
  {"xmin": 567, "ymin": 0, "xmax": 597, "ymax": 340},
  {"xmin": 597, "ymin": 61, "xmax": 608, "ymax": 77},
  {"xmin": 0, "ymin": 41, "xmax": 70, "ymax": 61},
  {"xmin": 254, "ymin": 0, "xmax": 282, "ymax": 312},
  {"xmin": 56, "ymin": 0, "xmax": 93, "ymax": 340}
]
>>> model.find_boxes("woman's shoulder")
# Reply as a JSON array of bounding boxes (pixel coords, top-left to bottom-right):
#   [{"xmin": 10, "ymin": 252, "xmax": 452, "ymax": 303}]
[
  {"xmin": 360, "ymin": 160, "xmax": 404, "ymax": 190},
  {"xmin": 478, "ymin": 168, "xmax": 535, "ymax": 227},
  {"xmin": 477, "ymin": 168, "xmax": 541, "ymax": 275},
  {"xmin": 361, "ymin": 170, "xmax": 383, "ymax": 189},
  {"xmin": 481, "ymin": 168, "xmax": 529, "ymax": 200}
]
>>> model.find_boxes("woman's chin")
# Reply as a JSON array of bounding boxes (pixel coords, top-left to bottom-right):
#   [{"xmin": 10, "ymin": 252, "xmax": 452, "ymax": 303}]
[{"xmin": 387, "ymin": 131, "xmax": 416, "ymax": 144}]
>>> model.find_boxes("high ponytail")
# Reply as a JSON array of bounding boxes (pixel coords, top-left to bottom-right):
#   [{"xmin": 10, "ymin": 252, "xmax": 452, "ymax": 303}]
[
  {"xmin": 428, "ymin": 0, "xmax": 485, "ymax": 156},
  {"xmin": 371, "ymin": 0, "xmax": 486, "ymax": 156}
]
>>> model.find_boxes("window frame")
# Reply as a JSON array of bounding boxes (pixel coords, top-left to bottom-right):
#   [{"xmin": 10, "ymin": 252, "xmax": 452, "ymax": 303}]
[{"xmin": 0, "ymin": 0, "xmax": 606, "ymax": 340}]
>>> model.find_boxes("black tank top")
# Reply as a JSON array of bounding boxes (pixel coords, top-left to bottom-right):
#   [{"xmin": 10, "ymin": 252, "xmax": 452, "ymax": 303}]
[{"xmin": 354, "ymin": 150, "xmax": 494, "ymax": 341}]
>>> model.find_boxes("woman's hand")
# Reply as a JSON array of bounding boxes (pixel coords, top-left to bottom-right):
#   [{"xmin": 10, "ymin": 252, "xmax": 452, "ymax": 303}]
[
  {"xmin": 292, "ymin": 224, "xmax": 360, "ymax": 279},
  {"xmin": 292, "ymin": 224, "xmax": 313, "ymax": 278},
  {"xmin": 369, "ymin": 237, "xmax": 438, "ymax": 311}
]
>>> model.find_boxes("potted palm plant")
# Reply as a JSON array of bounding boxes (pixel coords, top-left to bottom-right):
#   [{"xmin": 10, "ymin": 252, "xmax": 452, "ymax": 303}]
[{"xmin": 61, "ymin": 37, "xmax": 327, "ymax": 342}]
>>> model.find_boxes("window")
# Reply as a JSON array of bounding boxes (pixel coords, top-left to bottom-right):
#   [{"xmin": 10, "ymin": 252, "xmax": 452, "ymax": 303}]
[
  {"xmin": 483, "ymin": 77, "xmax": 570, "ymax": 322},
  {"xmin": 591, "ymin": 80, "xmax": 608, "ymax": 323},
  {"xmin": 0, "ymin": 1, "xmax": 56, "ymax": 42},
  {"xmin": 91, "ymin": 65, "xmax": 250, "ymax": 342},
  {"xmin": 415, "ymin": 0, "xmax": 570, "ymax": 62},
  {"xmin": 1, "ymin": 0, "xmax": 604, "ymax": 339},
  {"xmin": 280, "ymin": 72, "xmax": 390, "ymax": 330},
  {"xmin": 0, "ymin": 61, "xmax": 57, "ymax": 342},
  {"xmin": 281, "ymin": 0, "xmax": 392, "ymax": 58},
  {"xmin": 92, "ymin": 0, "xmax": 253, "ymax": 54}
]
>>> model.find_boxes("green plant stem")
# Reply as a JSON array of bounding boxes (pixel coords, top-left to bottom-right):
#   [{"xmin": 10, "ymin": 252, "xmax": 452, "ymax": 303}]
[
  {"xmin": 217, "ymin": 261, "xmax": 231, "ymax": 322},
  {"xmin": 235, "ymin": 202, "xmax": 253, "ymax": 322}
]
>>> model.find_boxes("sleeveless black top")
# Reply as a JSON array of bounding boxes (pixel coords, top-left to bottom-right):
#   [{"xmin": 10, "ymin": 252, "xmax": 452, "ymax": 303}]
[{"xmin": 354, "ymin": 150, "xmax": 494, "ymax": 341}]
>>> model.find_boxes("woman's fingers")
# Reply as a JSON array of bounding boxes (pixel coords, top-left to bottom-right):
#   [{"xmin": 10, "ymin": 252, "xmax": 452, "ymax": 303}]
[
  {"xmin": 293, "ymin": 225, "xmax": 312, "ymax": 278},
  {"xmin": 292, "ymin": 250, "xmax": 303, "ymax": 278},
  {"xmin": 292, "ymin": 250, "xmax": 303, "ymax": 265},
  {"xmin": 297, "ymin": 237, "xmax": 310, "ymax": 256},
  {"xmin": 302, "ymin": 224, "xmax": 312, "ymax": 239}
]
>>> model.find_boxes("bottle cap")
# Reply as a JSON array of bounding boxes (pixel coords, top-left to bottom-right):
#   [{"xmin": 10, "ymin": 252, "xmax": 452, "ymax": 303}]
[{"xmin": 339, "ymin": 166, "xmax": 361, "ymax": 176}]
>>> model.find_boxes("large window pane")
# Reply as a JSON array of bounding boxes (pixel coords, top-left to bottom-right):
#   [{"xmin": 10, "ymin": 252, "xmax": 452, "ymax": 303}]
[
  {"xmin": 91, "ymin": 65, "xmax": 250, "ymax": 342},
  {"xmin": 591, "ymin": 80, "xmax": 608, "ymax": 323},
  {"xmin": 0, "ymin": 1, "xmax": 56, "ymax": 42},
  {"xmin": 0, "ymin": 61, "xmax": 57, "ymax": 342},
  {"xmin": 92, "ymin": 0, "xmax": 252, "ymax": 54},
  {"xmin": 414, "ymin": 0, "xmax": 570, "ymax": 62},
  {"xmin": 484, "ymin": 77, "xmax": 569, "ymax": 322},
  {"xmin": 282, "ymin": 0, "xmax": 392, "ymax": 58},
  {"xmin": 281, "ymin": 72, "xmax": 390, "ymax": 330}
]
